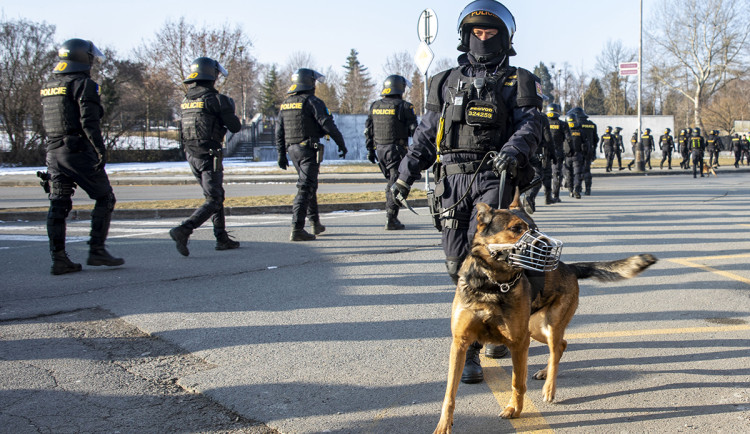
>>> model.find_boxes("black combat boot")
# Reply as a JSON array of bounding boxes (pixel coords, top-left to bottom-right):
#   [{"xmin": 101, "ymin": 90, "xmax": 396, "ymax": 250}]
[
  {"xmin": 87, "ymin": 245, "xmax": 125, "ymax": 267},
  {"xmin": 574, "ymin": 191, "xmax": 582, "ymax": 199},
  {"xmin": 290, "ymin": 228, "xmax": 316, "ymax": 241},
  {"xmin": 51, "ymin": 250, "xmax": 82, "ymax": 275},
  {"xmin": 169, "ymin": 226, "xmax": 191, "ymax": 256},
  {"xmin": 215, "ymin": 232, "xmax": 240, "ymax": 250},
  {"xmin": 311, "ymin": 220, "xmax": 326, "ymax": 235},
  {"xmin": 484, "ymin": 343, "xmax": 509, "ymax": 359},
  {"xmin": 585, "ymin": 188, "xmax": 591, "ymax": 196},
  {"xmin": 461, "ymin": 342, "xmax": 484, "ymax": 384},
  {"xmin": 522, "ymin": 194, "xmax": 536, "ymax": 214},
  {"xmin": 385, "ymin": 216, "xmax": 405, "ymax": 230},
  {"xmin": 545, "ymin": 191, "xmax": 554, "ymax": 205}
]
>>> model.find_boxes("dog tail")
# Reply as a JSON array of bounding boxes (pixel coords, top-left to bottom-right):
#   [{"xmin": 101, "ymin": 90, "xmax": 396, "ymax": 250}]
[{"xmin": 568, "ymin": 254, "xmax": 657, "ymax": 282}]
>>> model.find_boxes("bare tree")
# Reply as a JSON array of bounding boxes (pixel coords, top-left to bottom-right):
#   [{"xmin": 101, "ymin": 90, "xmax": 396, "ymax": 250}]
[
  {"xmin": 382, "ymin": 51, "xmax": 416, "ymax": 83},
  {"xmin": 595, "ymin": 39, "xmax": 636, "ymax": 114},
  {"xmin": 0, "ymin": 18, "xmax": 56, "ymax": 162},
  {"xmin": 702, "ymin": 79, "xmax": 750, "ymax": 132},
  {"xmin": 648, "ymin": 0, "xmax": 750, "ymax": 128}
]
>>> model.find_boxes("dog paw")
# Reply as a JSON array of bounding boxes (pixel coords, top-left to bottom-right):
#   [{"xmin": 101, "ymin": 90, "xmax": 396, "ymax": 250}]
[
  {"xmin": 532, "ymin": 368, "xmax": 547, "ymax": 380},
  {"xmin": 433, "ymin": 423, "xmax": 452, "ymax": 434},
  {"xmin": 500, "ymin": 406, "xmax": 520, "ymax": 419},
  {"xmin": 543, "ymin": 383, "xmax": 556, "ymax": 402}
]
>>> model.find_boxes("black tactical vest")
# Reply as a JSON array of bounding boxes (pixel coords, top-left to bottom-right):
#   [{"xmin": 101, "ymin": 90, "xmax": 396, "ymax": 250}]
[
  {"xmin": 439, "ymin": 67, "xmax": 514, "ymax": 154},
  {"xmin": 565, "ymin": 129, "xmax": 583, "ymax": 156},
  {"xmin": 278, "ymin": 94, "xmax": 321, "ymax": 144},
  {"xmin": 690, "ymin": 137, "xmax": 702, "ymax": 149},
  {"xmin": 660, "ymin": 135, "xmax": 671, "ymax": 148},
  {"xmin": 547, "ymin": 117, "xmax": 566, "ymax": 146},
  {"xmin": 732, "ymin": 137, "xmax": 742, "ymax": 150},
  {"xmin": 601, "ymin": 133, "xmax": 614, "ymax": 149},
  {"xmin": 181, "ymin": 91, "xmax": 226, "ymax": 144},
  {"xmin": 581, "ymin": 121, "xmax": 596, "ymax": 151},
  {"xmin": 41, "ymin": 75, "xmax": 82, "ymax": 137},
  {"xmin": 370, "ymin": 98, "xmax": 409, "ymax": 146}
]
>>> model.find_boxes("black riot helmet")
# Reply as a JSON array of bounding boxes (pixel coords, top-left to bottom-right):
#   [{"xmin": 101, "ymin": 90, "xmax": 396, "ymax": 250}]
[
  {"xmin": 664, "ymin": 128, "xmax": 671, "ymax": 134},
  {"xmin": 184, "ymin": 57, "xmax": 228, "ymax": 84},
  {"xmin": 567, "ymin": 107, "xmax": 588, "ymax": 120},
  {"xmin": 545, "ymin": 103, "xmax": 561, "ymax": 119},
  {"xmin": 680, "ymin": 129, "xmax": 686, "ymax": 136},
  {"xmin": 605, "ymin": 126, "xmax": 612, "ymax": 134},
  {"xmin": 692, "ymin": 127, "xmax": 701, "ymax": 136},
  {"xmin": 381, "ymin": 75, "xmax": 411, "ymax": 96},
  {"xmin": 566, "ymin": 114, "xmax": 580, "ymax": 129},
  {"xmin": 645, "ymin": 128, "xmax": 651, "ymax": 134},
  {"xmin": 712, "ymin": 129, "xmax": 719, "ymax": 136},
  {"xmin": 287, "ymin": 68, "xmax": 324, "ymax": 94},
  {"xmin": 53, "ymin": 38, "xmax": 105, "ymax": 74},
  {"xmin": 457, "ymin": 0, "xmax": 517, "ymax": 58},
  {"xmin": 614, "ymin": 126, "xmax": 622, "ymax": 133}
]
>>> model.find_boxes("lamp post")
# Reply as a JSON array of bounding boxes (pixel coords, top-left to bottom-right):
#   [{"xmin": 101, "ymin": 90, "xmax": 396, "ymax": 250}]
[{"xmin": 238, "ymin": 46, "xmax": 247, "ymax": 125}]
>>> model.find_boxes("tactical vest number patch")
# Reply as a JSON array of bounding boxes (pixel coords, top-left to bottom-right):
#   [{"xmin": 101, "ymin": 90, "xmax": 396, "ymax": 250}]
[{"xmin": 465, "ymin": 100, "xmax": 497, "ymax": 126}]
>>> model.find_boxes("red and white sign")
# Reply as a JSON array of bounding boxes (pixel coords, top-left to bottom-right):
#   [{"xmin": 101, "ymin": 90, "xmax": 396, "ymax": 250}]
[{"xmin": 619, "ymin": 62, "xmax": 639, "ymax": 76}]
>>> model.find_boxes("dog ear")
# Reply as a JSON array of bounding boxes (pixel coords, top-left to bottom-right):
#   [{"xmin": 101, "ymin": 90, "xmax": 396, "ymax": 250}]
[
  {"xmin": 476, "ymin": 202, "xmax": 493, "ymax": 228},
  {"xmin": 509, "ymin": 187, "xmax": 522, "ymax": 210}
]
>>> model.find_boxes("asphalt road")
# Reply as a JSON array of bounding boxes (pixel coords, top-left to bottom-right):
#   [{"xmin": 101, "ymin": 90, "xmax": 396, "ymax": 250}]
[{"xmin": 1, "ymin": 173, "xmax": 749, "ymax": 433}]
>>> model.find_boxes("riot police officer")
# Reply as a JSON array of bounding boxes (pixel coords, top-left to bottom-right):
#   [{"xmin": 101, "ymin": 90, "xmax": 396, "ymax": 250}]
[
  {"xmin": 523, "ymin": 112, "xmax": 555, "ymax": 212},
  {"xmin": 546, "ymin": 103, "xmax": 568, "ymax": 203},
  {"xmin": 568, "ymin": 107, "xmax": 597, "ymax": 194},
  {"xmin": 659, "ymin": 128, "xmax": 674, "ymax": 169},
  {"xmin": 732, "ymin": 133, "xmax": 743, "ymax": 167},
  {"xmin": 680, "ymin": 128, "xmax": 692, "ymax": 169},
  {"xmin": 612, "ymin": 126, "xmax": 625, "ymax": 170},
  {"xmin": 276, "ymin": 68, "xmax": 347, "ymax": 241},
  {"xmin": 40, "ymin": 39, "xmax": 124, "ymax": 275},
  {"xmin": 365, "ymin": 75, "xmax": 418, "ymax": 230},
  {"xmin": 641, "ymin": 128, "xmax": 655, "ymax": 170},
  {"xmin": 627, "ymin": 130, "xmax": 639, "ymax": 170},
  {"xmin": 169, "ymin": 57, "xmax": 241, "ymax": 256},
  {"xmin": 742, "ymin": 134, "xmax": 750, "ymax": 165},
  {"xmin": 690, "ymin": 127, "xmax": 705, "ymax": 178},
  {"xmin": 599, "ymin": 126, "xmax": 615, "ymax": 172},
  {"xmin": 563, "ymin": 114, "xmax": 585, "ymax": 199},
  {"xmin": 706, "ymin": 130, "xmax": 723, "ymax": 168},
  {"xmin": 391, "ymin": 0, "xmax": 543, "ymax": 384}
]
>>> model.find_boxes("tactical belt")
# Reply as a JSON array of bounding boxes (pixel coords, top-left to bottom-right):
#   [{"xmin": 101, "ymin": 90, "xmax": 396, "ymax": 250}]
[
  {"xmin": 443, "ymin": 160, "xmax": 491, "ymax": 177},
  {"xmin": 375, "ymin": 139, "xmax": 407, "ymax": 147},
  {"xmin": 295, "ymin": 140, "xmax": 320, "ymax": 149}
]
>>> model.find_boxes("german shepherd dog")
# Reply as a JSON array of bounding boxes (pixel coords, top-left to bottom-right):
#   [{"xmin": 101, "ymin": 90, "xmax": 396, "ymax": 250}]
[{"xmin": 434, "ymin": 200, "xmax": 657, "ymax": 434}]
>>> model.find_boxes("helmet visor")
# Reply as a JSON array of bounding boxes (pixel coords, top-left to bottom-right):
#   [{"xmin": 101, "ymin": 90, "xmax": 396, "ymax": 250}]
[
  {"xmin": 216, "ymin": 62, "xmax": 228, "ymax": 77},
  {"xmin": 90, "ymin": 43, "xmax": 106, "ymax": 61}
]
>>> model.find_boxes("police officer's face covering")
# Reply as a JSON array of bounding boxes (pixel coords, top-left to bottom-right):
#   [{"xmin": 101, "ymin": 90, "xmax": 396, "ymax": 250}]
[{"xmin": 469, "ymin": 28, "xmax": 506, "ymax": 64}]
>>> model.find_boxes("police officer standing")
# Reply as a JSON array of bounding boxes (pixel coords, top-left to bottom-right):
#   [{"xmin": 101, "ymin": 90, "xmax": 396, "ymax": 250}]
[
  {"xmin": 627, "ymin": 129, "xmax": 639, "ymax": 170},
  {"xmin": 641, "ymin": 128, "xmax": 655, "ymax": 170},
  {"xmin": 276, "ymin": 69, "xmax": 347, "ymax": 241},
  {"xmin": 599, "ymin": 126, "xmax": 615, "ymax": 172},
  {"xmin": 40, "ymin": 39, "xmax": 124, "ymax": 275},
  {"xmin": 365, "ymin": 75, "xmax": 418, "ymax": 230},
  {"xmin": 546, "ymin": 103, "xmax": 568, "ymax": 203},
  {"xmin": 563, "ymin": 113, "xmax": 585, "ymax": 199},
  {"xmin": 659, "ymin": 128, "xmax": 674, "ymax": 169},
  {"xmin": 690, "ymin": 127, "xmax": 706, "ymax": 178},
  {"xmin": 168, "ymin": 57, "xmax": 241, "ymax": 256},
  {"xmin": 706, "ymin": 130, "xmax": 722, "ymax": 169},
  {"xmin": 612, "ymin": 126, "xmax": 625, "ymax": 170},
  {"xmin": 732, "ymin": 133, "xmax": 743, "ymax": 167},
  {"xmin": 568, "ymin": 107, "xmax": 597, "ymax": 195},
  {"xmin": 390, "ymin": 0, "xmax": 543, "ymax": 384}
]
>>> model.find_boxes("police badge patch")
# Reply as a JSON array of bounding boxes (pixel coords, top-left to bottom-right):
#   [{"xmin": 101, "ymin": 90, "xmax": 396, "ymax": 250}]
[{"xmin": 536, "ymin": 81, "xmax": 543, "ymax": 98}]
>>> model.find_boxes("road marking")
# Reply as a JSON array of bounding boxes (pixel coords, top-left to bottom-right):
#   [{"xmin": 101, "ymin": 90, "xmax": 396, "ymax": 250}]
[
  {"xmin": 566, "ymin": 324, "xmax": 750, "ymax": 340},
  {"xmin": 481, "ymin": 355, "xmax": 554, "ymax": 433},
  {"xmin": 668, "ymin": 253, "xmax": 750, "ymax": 285}
]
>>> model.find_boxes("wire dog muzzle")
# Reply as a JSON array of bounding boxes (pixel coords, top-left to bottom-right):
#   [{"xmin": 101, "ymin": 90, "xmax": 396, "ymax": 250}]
[{"xmin": 487, "ymin": 229, "xmax": 563, "ymax": 272}]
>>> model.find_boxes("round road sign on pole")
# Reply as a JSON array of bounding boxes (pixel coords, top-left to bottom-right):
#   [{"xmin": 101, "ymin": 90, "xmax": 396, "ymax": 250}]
[{"xmin": 418, "ymin": 8, "xmax": 438, "ymax": 45}]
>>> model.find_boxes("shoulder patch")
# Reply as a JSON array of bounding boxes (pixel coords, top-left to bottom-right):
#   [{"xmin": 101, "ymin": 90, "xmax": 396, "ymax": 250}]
[{"xmin": 515, "ymin": 68, "xmax": 543, "ymax": 110}]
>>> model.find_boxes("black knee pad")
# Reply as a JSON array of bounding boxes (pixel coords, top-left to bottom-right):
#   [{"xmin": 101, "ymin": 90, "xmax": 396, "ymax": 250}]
[
  {"xmin": 203, "ymin": 196, "xmax": 223, "ymax": 214},
  {"xmin": 48, "ymin": 197, "xmax": 72, "ymax": 220},
  {"xmin": 94, "ymin": 192, "xmax": 116, "ymax": 213}
]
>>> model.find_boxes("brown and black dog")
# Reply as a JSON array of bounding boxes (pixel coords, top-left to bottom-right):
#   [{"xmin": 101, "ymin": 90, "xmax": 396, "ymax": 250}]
[{"xmin": 434, "ymin": 200, "xmax": 657, "ymax": 434}]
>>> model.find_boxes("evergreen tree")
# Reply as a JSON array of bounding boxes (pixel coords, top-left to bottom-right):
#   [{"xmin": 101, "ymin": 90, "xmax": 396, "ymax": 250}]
[
  {"xmin": 409, "ymin": 70, "xmax": 424, "ymax": 115},
  {"xmin": 533, "ymin": 62, "xmax": 554, "ymax": 100},
  {"xmin": 259, "ymin": 65, "xmax": 282, "ymax": 117},
  {"xmin": 583, "ymin": 78, "xmax": 606, "ymax": 115},
  {"xmin": 339, "ymin": 49, "xmax": 374, "ymax": 114}
]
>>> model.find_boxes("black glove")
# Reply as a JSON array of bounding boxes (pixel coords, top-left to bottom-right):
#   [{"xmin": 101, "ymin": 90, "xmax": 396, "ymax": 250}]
[
  {"xmin": 338, "ymin": 145, "xmax": 348, "ymax": 159},
  {"xmin": 367, "ymin": 149, "xmax": 377, "ymax": 164},
  {"xmin": 390, "ymin": 179, "xmax": 411, "ymax": 202},
  {"xmin": 94, "ymin": 152, "xmax": 107, "ymax": 172},
  {"xmin": 491, "ymin": 151, "xmax": 518, "ymax": 179},
  {"xmin": 278, "ymin": 154, "xmax": 288, "ymax": 170}
]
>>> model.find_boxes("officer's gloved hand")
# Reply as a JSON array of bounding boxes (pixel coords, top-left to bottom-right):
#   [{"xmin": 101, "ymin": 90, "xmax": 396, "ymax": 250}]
[
  {"xmin": 491, "ymin": 150, "xmax": 518, "ymax": 179},
  {"xmin": 278, "ymin": 154, "xmax": 288, "ymax": 170},
  {"xmin": 390, "ymin": 179, "xmax": 411, "ymax": 202},
  {"xmin": 367, "ymin": 149, "xmax": 377, "ymax": 164},
  {"xmin": 94, "ymin": 152, "xmax": 107, "ymax": 172},
  {"xmin": 338, "ymin": 145, "xmax": 348, "ymax": 159}
]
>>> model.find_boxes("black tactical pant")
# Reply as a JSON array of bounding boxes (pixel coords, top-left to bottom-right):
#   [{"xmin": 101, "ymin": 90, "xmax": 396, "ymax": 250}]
[
  {"xmin": 438, "ymin": 165, "xmax": 514, "ymax": 277},
  {"xmin": 182, "ymin": 152, "xmax": 227, "ymax": 237},
  {"xmin": 526, "ymin": 154, "xmax": 551, "ymax": 201},
  {"xmin": 582, "ymin": 154, "xmax": 593, "ymax": 192},
  {"xmin": 681, "ymin": 148, "xmax": 690, "ymax": 168},
  {"xmin": 707, "ymin": 150, "xmax": 719, "ymax": 167},
  {"xmin": 692, "ymin": 150, "xmax": 704, "ymax": 177},
  {"xmin": 288, "ymin": 143, "xmax": 320, "ymax": 230},
  {"xmin": 564, "ymin": 153, "xmax": 583, "ymax": 194},
  {"xmin": 660, "ymin": 150, "xmax": 672, "ymax": 168},
  {"xmin": 644, "ymin": 149, "xmax": 653, "ymax": 169},
  {"xmin": 376, "ymin": 143, "xmax": 407, "ymax": 215},
  {"xmin": 614, "ymin": 149, "xmax": 623, "ymax": 169},
  {"xmin": 604, "ymin": 147, "xmax": 614, "ymax": 171},
  {"xmin": 551, "ymin": 158, "xmax": 564, "ymax": 199},
  {"xmin": 46, "ymin": 143, "xmax": 116, "ymax": 252}
]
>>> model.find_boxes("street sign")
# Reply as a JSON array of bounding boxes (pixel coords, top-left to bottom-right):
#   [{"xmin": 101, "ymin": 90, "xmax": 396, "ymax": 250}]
[
  {"xmin": 417, "ymin": 8, "xmax": 438, "ymax": 45},
  {"xmin": 619, "ymin": 62, "xmax": 639, "ymax": 76},
  {"xmin": 414, "ymin": 41, "xmax": 434, "ymax": 76}
]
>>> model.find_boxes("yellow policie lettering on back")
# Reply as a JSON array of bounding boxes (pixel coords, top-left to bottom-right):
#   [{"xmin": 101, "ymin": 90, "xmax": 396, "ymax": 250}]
[
  {"xmin": 40, "ymin": 87, "xmax": 67, "ymax": 97},
  {"xmin": 181, "ymin": 101, "xmax": 204, "ymax": 110},
  {"xmin": 280, "ymin": 102, "xmax": 303, "ymax": 110},
  {"xmin": 372, "ymin": 108, "xmax": 396, "ymax": 115}
]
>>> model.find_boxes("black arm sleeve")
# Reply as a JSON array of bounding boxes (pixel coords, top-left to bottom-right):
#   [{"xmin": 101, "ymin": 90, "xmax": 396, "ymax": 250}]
[
  {"xmin": 364, "ymin": 113, "xmax": 374, "ymax": 151},
  {"xmin": 275, "ymin": 114, "xmax": 286, "ymax": 154},
  {"xmin": 311, "ymin": 98, "xmax": 345, "ymax": 149},
  {"xmin": 217, "ymin": 94, "xmax": 241, "ymax": 133},
  {"xmin": 397, "ymin": 111, "xmax": 439, "ymax": 185},
  {"xmin": 76, "ymin": 77, "xmax": 105, "ymax": 155}
]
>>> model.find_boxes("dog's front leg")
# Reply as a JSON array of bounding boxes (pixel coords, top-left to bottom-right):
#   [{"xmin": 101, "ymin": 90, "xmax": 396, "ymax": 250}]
[
  {"xmin": 434, "ymin": 336, "xmax": 471, "ymax": 434},
  {"xmin": 500, "ymin": 332, "xmax": 530, "ymax": 419}
]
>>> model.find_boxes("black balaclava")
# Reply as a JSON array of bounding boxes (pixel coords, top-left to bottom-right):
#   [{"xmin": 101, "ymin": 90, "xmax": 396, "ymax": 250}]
[{"xmin": 468, "ymin": 30, "xmax": 506, "ymax": 66}]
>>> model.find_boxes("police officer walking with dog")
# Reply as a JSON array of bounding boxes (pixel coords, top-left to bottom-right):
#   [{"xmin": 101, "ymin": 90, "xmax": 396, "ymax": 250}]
[
  {"xmin": 276, "ymin": 68, "xmax": 347, "ymax": 241},
  {"xmin": 169, "ymin": 57, "xmax": 241, "ymax": 256},
  {"xmin": 365, "ymin": 75, "xmax": 418, "ymax": 230},
  {"xmin": 40, "ymin": 38, "xmax": 124, "ymax": 275},
  {"xmin": 391, "ymin": 0, "xmax": 544, "ymax": 384}
]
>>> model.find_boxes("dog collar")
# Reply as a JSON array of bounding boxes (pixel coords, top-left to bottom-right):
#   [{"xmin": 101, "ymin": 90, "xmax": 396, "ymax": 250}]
[{"xmin": 483, "ymin": 269, "xmax": 523, "ymax": 293}]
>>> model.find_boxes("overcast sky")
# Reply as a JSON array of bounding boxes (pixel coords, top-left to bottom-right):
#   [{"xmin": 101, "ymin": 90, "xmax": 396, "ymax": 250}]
[{"xmin": 2, "ymin": 0, "xmax": 651, "ymax": 83}]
